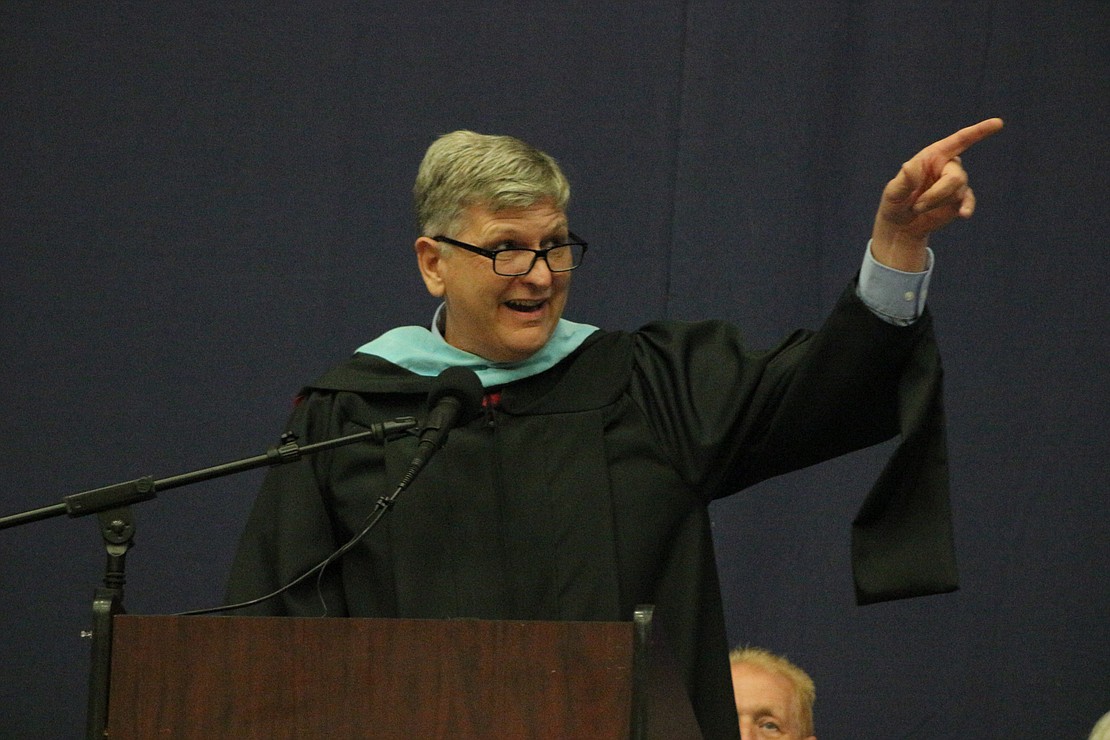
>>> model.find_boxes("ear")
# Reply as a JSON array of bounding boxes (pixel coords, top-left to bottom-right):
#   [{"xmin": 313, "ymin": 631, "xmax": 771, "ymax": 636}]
[{"xmin": 414, "ymin": 236, "xmax": 446, "ymax": 298}]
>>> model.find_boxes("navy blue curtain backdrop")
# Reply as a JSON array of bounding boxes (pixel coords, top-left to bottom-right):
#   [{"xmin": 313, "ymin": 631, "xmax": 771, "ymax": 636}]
[{"xmin": 2, "ymin": 2, "xmax": 1106, "ymax": 737}]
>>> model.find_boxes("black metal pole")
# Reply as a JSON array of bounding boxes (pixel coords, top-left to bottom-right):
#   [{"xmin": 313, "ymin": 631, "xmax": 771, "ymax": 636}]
[
  {"xmin": 0, "ymin": 416, "xmax": 417, "ymax": 737},
  {"xmin": 85, "ymin": 506, "xmax": 134, "ymax": 740}
]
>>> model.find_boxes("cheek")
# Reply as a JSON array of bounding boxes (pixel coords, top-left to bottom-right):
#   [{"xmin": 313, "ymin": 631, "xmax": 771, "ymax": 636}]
[
  {"xmin": 450, "ymin": 273, "xmax": 504, "ymax": 306},
  {"xmin": 554, "ymin": 278, "xmax": 572, "ymax": 307},
  {"xmin": 553, "ymin": 274, "xmax": 572, "ymax": 297}
]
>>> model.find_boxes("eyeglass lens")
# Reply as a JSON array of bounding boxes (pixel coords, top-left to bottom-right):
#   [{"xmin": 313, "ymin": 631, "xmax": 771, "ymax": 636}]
[{"xmin": 494, "ymin": 244, "xmax": 583, "ymax": 275}]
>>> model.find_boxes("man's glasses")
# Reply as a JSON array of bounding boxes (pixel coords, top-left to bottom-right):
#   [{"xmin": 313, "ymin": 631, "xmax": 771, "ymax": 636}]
[{"xmin": 432, "ymin": 233, "xmax": 588, "ymax": 277}]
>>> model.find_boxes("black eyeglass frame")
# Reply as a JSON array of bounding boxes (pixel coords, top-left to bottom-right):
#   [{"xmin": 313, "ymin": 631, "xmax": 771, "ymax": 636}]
[{"xmin": 431, "ymin": 232, "xmax": 589, "ymax": 276}]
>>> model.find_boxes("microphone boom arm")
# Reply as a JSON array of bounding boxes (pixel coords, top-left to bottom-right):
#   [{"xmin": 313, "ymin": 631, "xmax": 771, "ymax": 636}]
[{"xmin": 0, "ymin": 417, "xmax": 418, "ymax": 530}]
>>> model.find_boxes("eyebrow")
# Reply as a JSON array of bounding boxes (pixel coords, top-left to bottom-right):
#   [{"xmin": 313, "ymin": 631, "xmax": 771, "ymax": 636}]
[{"xmin": 750, "ymin": 707, "xmax": 789, "ymax": 725}]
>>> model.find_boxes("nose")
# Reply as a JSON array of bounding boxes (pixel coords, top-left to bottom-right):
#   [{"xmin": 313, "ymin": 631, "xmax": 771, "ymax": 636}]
[{"xmin": 520, "ymin": 253, "xmax": 555, "ymax": 285}]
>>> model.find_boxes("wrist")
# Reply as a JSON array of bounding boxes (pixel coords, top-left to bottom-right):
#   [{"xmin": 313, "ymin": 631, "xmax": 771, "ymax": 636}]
[{"xmin": 870, "ymin": 224, "xmax": 929, "ymax": 271}]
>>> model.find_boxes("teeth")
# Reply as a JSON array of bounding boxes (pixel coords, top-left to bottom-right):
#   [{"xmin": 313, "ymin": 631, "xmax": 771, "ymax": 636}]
[{"xmin": 506, "ymin": 299, "xmax": 544, "ymax": 311}]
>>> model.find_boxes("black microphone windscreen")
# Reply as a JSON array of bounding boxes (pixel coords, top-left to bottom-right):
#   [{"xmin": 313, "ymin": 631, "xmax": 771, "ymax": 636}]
[{"xmin": 426, "ymin": 366, "xmax": 484, "ymax": 422}]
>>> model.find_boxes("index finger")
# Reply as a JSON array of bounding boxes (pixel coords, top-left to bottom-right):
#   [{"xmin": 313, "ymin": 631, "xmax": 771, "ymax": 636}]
[{"xmin": 927, "ymin": 117, "xmax": 1005, "ymax": 159}]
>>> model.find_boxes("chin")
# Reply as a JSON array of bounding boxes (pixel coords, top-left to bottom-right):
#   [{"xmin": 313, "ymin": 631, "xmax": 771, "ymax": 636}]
[
  {"xmin": 500, "ymin": 345, "xmax": 545, "ymax": 363},
  {"xmin": 498, "ymin": 333, "xmax": 553, "ymax": 362}
]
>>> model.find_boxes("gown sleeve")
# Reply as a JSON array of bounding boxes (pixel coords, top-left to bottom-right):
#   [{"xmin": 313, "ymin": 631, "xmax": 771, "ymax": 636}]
[{"xmin": 630, "ymin": 281, "xmax": 957, "ymax": 603}]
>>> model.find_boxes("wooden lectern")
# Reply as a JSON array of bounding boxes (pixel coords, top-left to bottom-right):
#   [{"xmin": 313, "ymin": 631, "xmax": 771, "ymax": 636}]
[{"xmin": 103, "ymin": 607, "xmax": 702, "ymax": 738}]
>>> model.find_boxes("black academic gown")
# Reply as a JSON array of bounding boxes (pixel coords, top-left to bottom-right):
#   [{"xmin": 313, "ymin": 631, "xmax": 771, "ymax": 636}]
[{"xmin": 226, "ymin": 283, "xmax": 957, "ymax": 739}]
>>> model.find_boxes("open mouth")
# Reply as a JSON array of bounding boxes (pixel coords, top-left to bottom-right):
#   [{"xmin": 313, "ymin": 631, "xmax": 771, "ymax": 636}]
[{"xmin": 504, "ymin": 299, "xmax": 546, "ymax": 314}]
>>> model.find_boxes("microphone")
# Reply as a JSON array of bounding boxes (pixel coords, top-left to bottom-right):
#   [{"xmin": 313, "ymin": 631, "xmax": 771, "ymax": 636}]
[
  {"xmin": 399, "ymin": 367, "xmax": 484, "ymax": 487},
  {"xmin": 420, "ymin": 366, "xmax": 485, "ymax": 446},
  {"xmin": 392, "ymin": 366, "xmax": 483, "ymax": 492}
]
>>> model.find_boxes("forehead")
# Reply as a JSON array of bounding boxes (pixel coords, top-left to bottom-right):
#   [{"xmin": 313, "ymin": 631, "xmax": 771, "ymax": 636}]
[
  {"xmin": 459, "ymin": 201, "xmax": 567, "ymax": 238},
  {"xmin": 731, "ymin": 663, "xmax": 800, "ymax": 717}
]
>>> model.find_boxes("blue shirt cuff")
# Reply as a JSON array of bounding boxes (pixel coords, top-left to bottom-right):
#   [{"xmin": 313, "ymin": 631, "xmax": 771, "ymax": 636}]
[{"xmin": 857, "ymin": 240, "xmax": 933, "ymax": 325}]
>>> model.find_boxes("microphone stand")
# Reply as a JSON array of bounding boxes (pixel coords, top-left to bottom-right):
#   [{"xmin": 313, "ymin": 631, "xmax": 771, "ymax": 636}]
[{"xmin": 0, "ymin": 416, "xmax": 417, "ymax": 740}]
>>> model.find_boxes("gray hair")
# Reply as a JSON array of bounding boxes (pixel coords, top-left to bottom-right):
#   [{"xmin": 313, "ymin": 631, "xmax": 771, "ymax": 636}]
[
  {"xmin": 414, "ymin": 130, "xmax": 571, "ymax": 236},
  {"xmin": 730, "ymin": 646, "xmax": 816, "ymax": 737},
  {"xmin": 1091, "ymin": 711, "xmax": 1110, "ymax": 740}
]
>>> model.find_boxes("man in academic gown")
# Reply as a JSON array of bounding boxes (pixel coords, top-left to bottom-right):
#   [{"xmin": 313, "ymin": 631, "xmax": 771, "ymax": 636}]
[{"xmin": 226, "ymin": 119, "xmax": 1003, "ymax": 739}]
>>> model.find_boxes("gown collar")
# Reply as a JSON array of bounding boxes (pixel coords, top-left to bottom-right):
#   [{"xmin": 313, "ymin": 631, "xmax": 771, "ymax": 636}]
[{"xmin": 355, "ymin": 303, "xmax": 599, "ymax": 387}]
